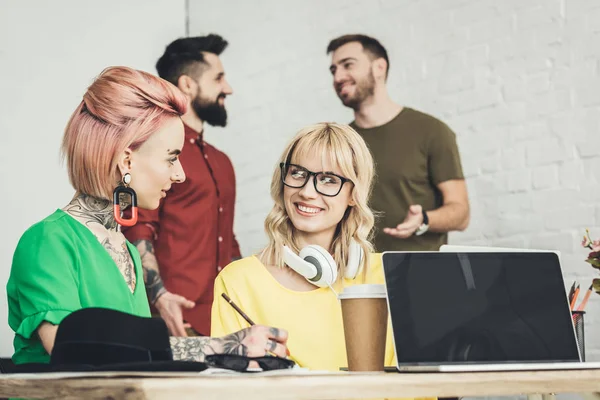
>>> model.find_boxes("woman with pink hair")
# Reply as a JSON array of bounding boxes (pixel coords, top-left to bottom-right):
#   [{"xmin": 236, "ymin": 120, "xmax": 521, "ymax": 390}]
[{"xmin": 6, "ymin": 66, "xmax": 288, "ymax": 366}]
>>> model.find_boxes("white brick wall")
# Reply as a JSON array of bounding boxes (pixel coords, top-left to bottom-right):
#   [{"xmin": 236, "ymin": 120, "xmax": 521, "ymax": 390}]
[{"xmin": 189, "ymin": 0, "xmax": 600, "ymax": 361}]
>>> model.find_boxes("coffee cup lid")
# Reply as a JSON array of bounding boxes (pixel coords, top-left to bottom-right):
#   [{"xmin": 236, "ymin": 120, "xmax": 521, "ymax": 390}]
[{"xmin": 338, "ymin": 284, "xmax": 387, "ymax": 299}]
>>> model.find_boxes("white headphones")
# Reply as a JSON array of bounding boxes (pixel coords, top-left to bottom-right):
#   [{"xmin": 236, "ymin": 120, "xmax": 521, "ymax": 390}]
[{"xmin": 282, "ymin": 240, "xmax": 364, "ymax": 288}]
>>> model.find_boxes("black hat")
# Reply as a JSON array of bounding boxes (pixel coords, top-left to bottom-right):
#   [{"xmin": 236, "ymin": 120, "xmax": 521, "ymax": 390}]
[
  {"xmin": 49, "ymin": 307, "xmax": 208, "ymax": 372},
  {"xmin": 7, "ymin": 308, "xmax": 208, "ymax": 373}
]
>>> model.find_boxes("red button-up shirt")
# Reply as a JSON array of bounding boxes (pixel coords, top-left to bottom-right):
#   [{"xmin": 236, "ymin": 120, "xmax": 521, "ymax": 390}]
[{"xmin": 123, "ymin": 124, "xmax": 241, "ymax": 335}]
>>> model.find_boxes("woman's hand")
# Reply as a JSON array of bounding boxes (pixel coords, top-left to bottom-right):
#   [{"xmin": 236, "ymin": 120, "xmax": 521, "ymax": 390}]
[
  {"xmin": 169, "ymin": 325, "xmax": 289, "ymax": 363},
  {"xmin": 154, "ymin": 291, "xmax": 195, "ymax": 336},
  {"xmin": 210, "ymin": 325, "xmax": 289, "ymax": 358}
]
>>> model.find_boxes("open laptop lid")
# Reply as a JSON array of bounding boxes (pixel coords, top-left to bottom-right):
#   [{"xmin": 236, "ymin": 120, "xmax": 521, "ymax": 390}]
[
  {"xmin": 440, "ymin": 245, "xmax": 561, "ymax": 259},
  {"xmin": 382, "ymin": 251, "xmax": 581, "ymax": 368}
]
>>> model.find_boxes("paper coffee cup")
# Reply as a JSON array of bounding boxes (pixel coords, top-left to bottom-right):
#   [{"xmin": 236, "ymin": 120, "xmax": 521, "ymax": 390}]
[{"xmin": 339, "ymin": 284, "xmax": 388, "ymax": 371}]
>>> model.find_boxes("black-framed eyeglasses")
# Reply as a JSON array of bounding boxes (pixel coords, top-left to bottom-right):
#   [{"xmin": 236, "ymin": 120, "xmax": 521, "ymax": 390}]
[
  {"xmin": 205, "ymin": 354, "xmax": 295, "ymax": 372},
  {"xmin": 279, "ymin": 163, "xmax": 353, "ymax": 197}
]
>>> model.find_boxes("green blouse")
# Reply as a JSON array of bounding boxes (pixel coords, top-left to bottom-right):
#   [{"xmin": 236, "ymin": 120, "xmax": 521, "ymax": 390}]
[{"xmin": 6, "ymin": 209, "xmax": 151, "ymax": 364}]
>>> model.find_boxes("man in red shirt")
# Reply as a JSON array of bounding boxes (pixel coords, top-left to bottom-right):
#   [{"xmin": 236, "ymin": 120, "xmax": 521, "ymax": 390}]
[{"xmin": 123, "ymin": 34, "xmax": 241, "ymax": 337}]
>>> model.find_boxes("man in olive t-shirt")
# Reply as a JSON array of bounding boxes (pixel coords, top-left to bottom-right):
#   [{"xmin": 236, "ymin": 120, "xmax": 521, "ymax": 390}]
[{"xmin": 326, "ymin": 35, "xmax": 470, "ymax": 252}]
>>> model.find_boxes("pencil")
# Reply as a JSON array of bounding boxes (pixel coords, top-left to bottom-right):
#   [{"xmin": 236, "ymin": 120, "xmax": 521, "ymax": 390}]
[
  {"xmin": 221, "ymin": 293, "xmax": 256, "ymax": 326},
  {"xmin": 220, "ymin": 293, "xmax": 294, "ymax": 360},
  {"xmin": 568, "ymin": 281, "xmax": 577, "ymax": 303},
  {"xmin": 576, "ymin": 284, "xmax": 593, "ymax": 312},
  {"xmin": 570, "ymin": 284, "xmax": 580, "ymax": 310}
]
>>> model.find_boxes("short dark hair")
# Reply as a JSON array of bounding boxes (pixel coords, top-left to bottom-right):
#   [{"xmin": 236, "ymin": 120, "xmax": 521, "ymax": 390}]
[
  {"xmin": 156, "ymin": 34, "xmax": 228, "ymax": 86},
  {"xmin": 326, "ymin": 34, "xmax": 390, "ymax": 77}
]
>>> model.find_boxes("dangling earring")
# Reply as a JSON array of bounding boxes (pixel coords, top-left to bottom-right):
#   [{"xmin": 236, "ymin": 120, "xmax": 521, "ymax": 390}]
[{"xmin": 113, "ymin": 172, "xmax": 138, "ymax": 227}]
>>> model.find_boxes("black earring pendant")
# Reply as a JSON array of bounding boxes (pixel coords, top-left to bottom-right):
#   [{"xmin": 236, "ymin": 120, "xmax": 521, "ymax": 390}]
[{"xmin": 113, "ymin": 173, "xmax": 138, "ymax": 227}]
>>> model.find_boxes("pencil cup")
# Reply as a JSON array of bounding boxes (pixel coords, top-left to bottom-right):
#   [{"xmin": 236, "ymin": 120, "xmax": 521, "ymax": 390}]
[
  {"xmin": 339, "ymin": 284, "xmax": 388, "ymax": 372},
  {"xmin": 572, "ymin": 310, "xmax": 585, "ymax": 361}
]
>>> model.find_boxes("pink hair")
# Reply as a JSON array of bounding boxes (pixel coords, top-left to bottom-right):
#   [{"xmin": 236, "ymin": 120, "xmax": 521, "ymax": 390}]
[{"xmin": 61, "ymin": 66, "xmax": 188, "ymax": 199}]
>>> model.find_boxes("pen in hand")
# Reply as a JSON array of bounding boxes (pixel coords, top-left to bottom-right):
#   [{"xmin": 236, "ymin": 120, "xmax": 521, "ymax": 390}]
[
  {"xmin": 220, "ymin": 293, "xmax": 291, "ymax": 358},
  {"xmin": 221, "ymin": 293, "xmax": 256, "ymax": 325}
]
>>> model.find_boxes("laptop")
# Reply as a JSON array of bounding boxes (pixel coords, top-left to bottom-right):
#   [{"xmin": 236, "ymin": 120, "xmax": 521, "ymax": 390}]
[{"xmin": 382, "ymin": 251, "xmax": 600, "ymax": 372}]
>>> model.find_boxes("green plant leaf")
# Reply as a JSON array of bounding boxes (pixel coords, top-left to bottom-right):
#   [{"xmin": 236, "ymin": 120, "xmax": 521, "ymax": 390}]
[
  {"xmin": 593, "ymin": 279, "xmax": 600, "ymax": 294},
  {"xmin": 585, "ymin": 257, "xmax": 600, "ymax": 268}
]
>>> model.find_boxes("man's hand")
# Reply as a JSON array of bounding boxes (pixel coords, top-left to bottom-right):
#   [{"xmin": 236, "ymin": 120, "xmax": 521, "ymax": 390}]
[
  {"xmin": 154, "ymin": 291, "xmax": 195, "ymax": 337},
  {"xmin": 383, "ymin": 204, "xmax": 423, "ymax": 238}
]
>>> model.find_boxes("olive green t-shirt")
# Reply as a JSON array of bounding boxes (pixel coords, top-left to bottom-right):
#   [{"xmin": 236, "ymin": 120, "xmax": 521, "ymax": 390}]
[
  {"xmin": 351, "ymin": 107, "xmax": 464, "ymax": 252},
  {"xmin": 6, "ymin": 209, "xmax": 151, "ymax": 364}
]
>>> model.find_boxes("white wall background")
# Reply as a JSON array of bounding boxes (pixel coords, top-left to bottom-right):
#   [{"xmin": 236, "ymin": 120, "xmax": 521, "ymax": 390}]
[
  {"xmin": 0, "ymin": 0, "xmax": 186, "ymax": 356},
  {"xmin": 189, "ymin": 0, "xmax": 600, "ymax": 361}
]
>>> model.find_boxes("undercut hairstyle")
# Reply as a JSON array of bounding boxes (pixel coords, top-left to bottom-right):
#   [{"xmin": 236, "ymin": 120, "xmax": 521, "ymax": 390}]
[
  {"xmin": 156, "ymin": 34, "xmax": 229, "ymax": 86},
  {"xmin": 61, "ymin": 66, "xmax": 188, "ymax": 199},
  {"xmin": 326, "ymin": 34, "xmax": 390, "ymax": 77}
]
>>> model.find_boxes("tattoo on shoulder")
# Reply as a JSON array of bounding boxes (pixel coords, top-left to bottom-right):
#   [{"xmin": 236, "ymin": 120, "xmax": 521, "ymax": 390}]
[{"xmin": 170, "ymin": 337, "xmax": 213, "ymax": 362}]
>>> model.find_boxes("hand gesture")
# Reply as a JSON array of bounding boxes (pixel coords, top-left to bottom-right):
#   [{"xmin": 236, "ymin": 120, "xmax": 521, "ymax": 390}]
[
  {"xmin": 155, "ymin": 291, "xmax": 195, "ymax": 336},
  {"xmin": 383, "ymin": 204, "xmax": 423, "ymax": 238}
]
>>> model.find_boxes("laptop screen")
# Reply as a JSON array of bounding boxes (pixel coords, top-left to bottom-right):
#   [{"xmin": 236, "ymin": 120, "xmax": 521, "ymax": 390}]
[{"xmin": 382, "ymin": 252, "xmax": 581, "ymax": 366}]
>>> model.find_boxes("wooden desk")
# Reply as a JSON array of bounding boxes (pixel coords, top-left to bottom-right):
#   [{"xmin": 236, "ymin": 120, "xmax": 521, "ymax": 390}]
[{"xmin": 2, "ymin": 369, "xmax": 600, "ymax": 400}]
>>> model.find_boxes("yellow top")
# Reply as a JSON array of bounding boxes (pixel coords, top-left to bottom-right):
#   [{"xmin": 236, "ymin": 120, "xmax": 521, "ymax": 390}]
[
  {"xmin": 212, "ymin": 253, "xmax": 436, "ymax": 400},
  {"xmin": 211, "ymin": 253, "xmax": 397, "ymax": 370}
]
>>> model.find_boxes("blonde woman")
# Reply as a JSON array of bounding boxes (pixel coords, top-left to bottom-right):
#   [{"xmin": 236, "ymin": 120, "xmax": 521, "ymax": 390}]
[{"xmin": 211, "ymin": 122, "xmax": 395, "ymax": 371}]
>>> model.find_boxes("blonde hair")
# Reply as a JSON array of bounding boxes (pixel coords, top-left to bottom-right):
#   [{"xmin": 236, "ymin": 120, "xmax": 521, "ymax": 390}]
[
  {"xmin": 61, "ymin": 66, "xmax": 188, "ymax": 199},
  {"xmin": 261, "ymin": 122, "xmax": 375, "ymax": 280}
]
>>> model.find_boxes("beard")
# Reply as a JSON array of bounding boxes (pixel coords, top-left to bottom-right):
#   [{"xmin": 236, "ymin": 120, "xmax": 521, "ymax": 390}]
[
  {"xmin": 336, "ymin": 70, "xmax": 376, "ymax": 110},
  {"xmin": 192, "ymin": 93, "xmax": 228, "ymax": 127}
]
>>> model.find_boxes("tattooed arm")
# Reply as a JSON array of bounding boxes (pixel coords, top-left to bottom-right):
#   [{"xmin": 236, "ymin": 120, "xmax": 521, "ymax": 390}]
[
  {"xmin": 170, "ymin": 325, "xmax": 289, "ymax": 362},
  {"xmin": 134, "ymin": 239, "xmax": 195, "ymax": 337},
  {"xmin": 133, "ymin": 240, "xmax": 166, "ymax": 303}
]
